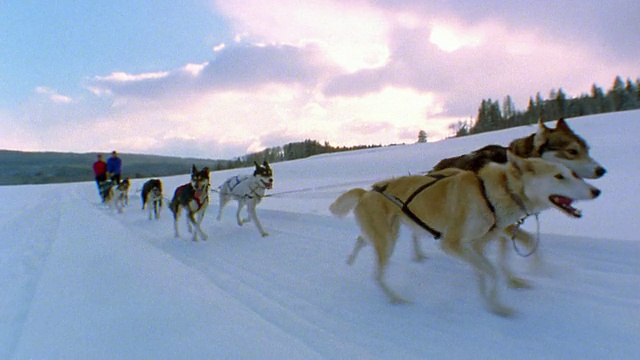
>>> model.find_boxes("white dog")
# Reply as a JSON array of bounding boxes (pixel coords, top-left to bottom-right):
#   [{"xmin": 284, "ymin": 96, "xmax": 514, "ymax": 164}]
[{"xmin": 217, "ymin": 161, "xmax": 274, "ymax": 237}]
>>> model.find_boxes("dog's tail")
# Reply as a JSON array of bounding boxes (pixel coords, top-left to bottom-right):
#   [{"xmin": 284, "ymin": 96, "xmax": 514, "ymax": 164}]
[{"xmin": 330, "ymin": 188, "xmax": 367, "ymax": 218}]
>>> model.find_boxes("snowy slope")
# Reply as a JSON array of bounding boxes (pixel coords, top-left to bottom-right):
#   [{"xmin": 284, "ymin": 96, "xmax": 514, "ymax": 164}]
[{"xmin": 1, "ymin": 111, "xmax": 639, "ymax": 359}]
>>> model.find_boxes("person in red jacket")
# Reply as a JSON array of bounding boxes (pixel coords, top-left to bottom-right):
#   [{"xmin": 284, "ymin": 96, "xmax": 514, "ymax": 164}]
[{"xmin": 93, "ymin": 154, "xmax": 107, "ymax": 200}]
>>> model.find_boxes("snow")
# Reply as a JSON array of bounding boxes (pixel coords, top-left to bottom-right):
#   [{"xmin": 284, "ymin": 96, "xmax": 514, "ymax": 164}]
[{"xmin": 2, "ymin": 111, "xmax": 639, "ymax": 359}]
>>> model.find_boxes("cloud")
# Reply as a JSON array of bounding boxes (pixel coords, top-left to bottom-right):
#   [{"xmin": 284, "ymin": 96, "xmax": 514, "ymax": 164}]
[
  {"xmin": 35, "ymin": 86, "xmax": 73, "ymax": 104},
  {"xmin": 5, "ymin": 0, "xmax": 638, "ymax": 159},
  {"xmin": 86, "ymin": 43, "xmax": 334, "ymax": 102},
  {"xmin": 323, "ymin": 9, "xmax": 638, "ymax": 115},
  {"xmin": 213, "ymin": 0, "xmax": 392, "ymax": 72}
]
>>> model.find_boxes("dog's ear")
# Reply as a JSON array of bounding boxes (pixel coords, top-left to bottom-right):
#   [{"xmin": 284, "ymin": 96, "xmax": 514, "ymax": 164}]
[
  {"xmin": 537, "ymin": 118, "xmax": 550, "ymax": 130},
  {"xmin": 254, "ymin": 161, "xmax": 260, "ymax": 168},
  {"xmin": 263, "ymin": 160, "xmax": 270, "ymax": 169},
  {"xmin": 555, "ymin": 118, "xmax": 572, "ymax": 133},
  {"xmin": 191, "ymin": 164, "xmax": 197, "ymax": 174},
  {"xmin": 507, "ymin": 150, "xmax": 529, "ymax": 176},
  {"xmin": 533, "ymin": 119, "xmax": 550, "ymax": 154}
]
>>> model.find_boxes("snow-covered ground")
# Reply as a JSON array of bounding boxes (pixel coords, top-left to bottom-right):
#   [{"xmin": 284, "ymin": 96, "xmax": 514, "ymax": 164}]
[{"xmin": 1, "ymin": 111, "xmax": 639, "ymax": 359}]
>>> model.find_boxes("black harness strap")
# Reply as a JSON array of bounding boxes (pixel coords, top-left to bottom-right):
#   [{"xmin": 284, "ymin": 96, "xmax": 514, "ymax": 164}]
[
  {"xmin": 477, "ymin": 178, "xmax": 497, "ymax": 231},
  {"xmin": 374, "ymin": 173, "xmax": 500, "ymax": 239},
  {"xmin": 374, "ymin": 174, "xmax": 448, "ymax": 239}
]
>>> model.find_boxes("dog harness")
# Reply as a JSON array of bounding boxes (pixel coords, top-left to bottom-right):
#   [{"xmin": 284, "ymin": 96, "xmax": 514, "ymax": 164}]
[
  {"xmin": 374, "ymin": 173, "xmax": 499, "ymax": 239},
  {"xmin": 373, "ymin": 174, "xmax": 449, "ymax": 239},
  {"xmin": 221, "ymin": 176, "xmax": 267, "ymax": 199},
  {"xmin": 176, "ymin": 184, "xmax": 207, "ymax": 211}
]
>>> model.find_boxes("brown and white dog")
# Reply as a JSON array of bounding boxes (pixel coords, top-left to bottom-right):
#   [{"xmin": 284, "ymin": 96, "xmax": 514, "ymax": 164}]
[
  {"xmin": 141, "ymin": 179, "xmax": 163, "ymax": 220},
  {"xmin": 169, "ymin": 166, "xmax": 210, "ymax": 242},
  {"xmin": 331, "ymin": 153, "xmax": 601, "ymax": 316},
  {"xmin": 104, "ymin": 178, "xmax": 130, "ymax": 213},
  {"xmin": 433, "ymin": 118, "xmax": 607, "ymax": 179}
]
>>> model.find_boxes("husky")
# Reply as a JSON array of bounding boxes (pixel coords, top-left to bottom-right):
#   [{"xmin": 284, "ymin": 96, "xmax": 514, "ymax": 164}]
[
  {"xmin": 169, "ymin": 166, "xmax": 210, "ymax": 242},
  {"xmin": 428, "ymin": 118, "xmax": 607, "ymax": 286},
  {"xmin": 330, "ymin": 153, "xmax": 601, "ymax": 316},
  {"xmin": 216, "ymin": 161, "xmax": 274, "ymax": 237},
  {"xmin": 433, "ymin": 118, "xmax": 607, "ymax": 179},
  {"xmin": 141, "ymin": 179, "xmax": 163, "ymax": 220},
  {"xmin": 104, "ymin": 178, "xmax": 131, "ymax": 213}
]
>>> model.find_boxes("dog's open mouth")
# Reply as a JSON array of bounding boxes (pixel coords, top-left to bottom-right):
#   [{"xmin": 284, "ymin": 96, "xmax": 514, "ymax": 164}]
[
  {"xmin": 262, "ymin": 180, "xmax": 273, "ymax": 189},
  {"xmin": 549, "ymin": 195, "xmax": 582, "ymax": 218}
]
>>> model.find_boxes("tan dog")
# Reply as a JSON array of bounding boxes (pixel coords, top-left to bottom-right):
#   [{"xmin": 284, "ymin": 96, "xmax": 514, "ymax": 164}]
[
  {"xmin": 331, "ymin": 153, "xmax": 600, "ymax": 316},
  {"xmin": 430, "ymin": 118, "xmax": 607, "ymax": 287}
]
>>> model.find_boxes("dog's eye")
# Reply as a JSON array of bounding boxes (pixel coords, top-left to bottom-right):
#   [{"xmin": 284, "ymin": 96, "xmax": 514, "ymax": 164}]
[
  {"xmin": 554, "ymin": 174, "xmax": 565, "ymax": 180},
  {"xmin": 567, "ymin": 149, "xmax": 578, "ymax": 156}
]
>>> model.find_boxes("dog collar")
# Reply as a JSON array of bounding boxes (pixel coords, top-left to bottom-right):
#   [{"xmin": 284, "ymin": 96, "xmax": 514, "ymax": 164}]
[{"xmin": 508, "ymin": 191, "xmax": 530, "ymax": 218}]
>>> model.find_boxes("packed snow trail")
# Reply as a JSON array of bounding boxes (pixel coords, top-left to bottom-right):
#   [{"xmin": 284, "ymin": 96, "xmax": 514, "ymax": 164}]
[
  {"xmin": 10, "ymin": 185, "xmax": 328, "ymax": 359},
  {"xmin": 0, "ymin": 186, "xmax": 63, "ymax": 359}
]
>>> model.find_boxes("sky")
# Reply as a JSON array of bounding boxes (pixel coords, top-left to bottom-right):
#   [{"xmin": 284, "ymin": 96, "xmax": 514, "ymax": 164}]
[{"xmin": 1, "ymin": 0, "xmax": 638, "ymax": 159}]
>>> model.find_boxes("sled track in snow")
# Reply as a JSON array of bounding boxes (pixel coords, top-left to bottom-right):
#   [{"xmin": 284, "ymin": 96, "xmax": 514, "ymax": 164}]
[{"xmin": 106, "ymin": 200, "xmax": 387, "ymax": 359}]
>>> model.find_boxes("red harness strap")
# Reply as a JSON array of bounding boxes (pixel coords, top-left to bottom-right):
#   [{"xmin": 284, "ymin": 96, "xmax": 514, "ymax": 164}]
[
  {"xmin": 194, "ymin": 189, "xmax": 205, "ymax": 210},
  {"xmin": 177, "ymin": 184, "xmax": 206, "ymax": 211}
]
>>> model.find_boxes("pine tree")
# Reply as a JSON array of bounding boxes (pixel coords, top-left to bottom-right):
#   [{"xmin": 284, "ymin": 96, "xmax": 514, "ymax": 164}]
[
  {"xmin": 623, "ymin": 79, "xmax": 639, "ymax": 110},
  {"xmin": 502, "ymin": 95, "xmax": 516, "ymax": 124},
  {"xmin": 591, "ymin": 84, "xmax": 605, "ymax": 113},
  {"xmin": 555, "ymin": 88, "xmax": 567, "ymax": 118},
  {"xmin": 609, "ymin": 76, "xmax": 626, "ymax": 111},
  {"xmin": 417, "ymin": 130, "xmax": 427, "ymax": 143}
]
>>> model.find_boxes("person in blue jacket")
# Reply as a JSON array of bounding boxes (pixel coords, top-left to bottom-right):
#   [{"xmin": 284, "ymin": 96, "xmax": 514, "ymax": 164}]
[{"xmin": 106, "ymin": 150, "xmax": 123, "ymax": 184}]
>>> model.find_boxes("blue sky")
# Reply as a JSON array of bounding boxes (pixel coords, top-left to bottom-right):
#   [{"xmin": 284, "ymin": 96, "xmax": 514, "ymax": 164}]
[{"xmin": 1, "ymin": 0, "xmax": 638, "ymax": 159}]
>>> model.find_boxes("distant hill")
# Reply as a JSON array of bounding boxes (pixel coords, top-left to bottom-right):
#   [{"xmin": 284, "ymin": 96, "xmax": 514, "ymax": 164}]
[{"xmin": 0, "ymin": 150, "xmax": 223, "ymax": 185}]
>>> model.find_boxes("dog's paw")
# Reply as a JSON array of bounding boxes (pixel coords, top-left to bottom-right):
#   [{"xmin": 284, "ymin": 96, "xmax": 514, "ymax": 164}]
[
  {"xmin": 508, "ymin": 277, "xmax": 533, "ymax": 289},
  {"xmin": 390, "ymin": 296, "xmax": 410, "ymax": 305},
  {"xmin": 491, "ymin": 304, "xmax": 516, "ymax": 318},
  {"xmin": 413, "ymin": 253, "xmax": 428, "ymax": 262},
  {"xmin": 261, "ymin": 232, "xmax": 269, "ymax": 237}
]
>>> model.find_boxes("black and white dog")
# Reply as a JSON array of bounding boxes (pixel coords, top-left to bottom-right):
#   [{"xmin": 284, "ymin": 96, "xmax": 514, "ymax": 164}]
[
  {"xmin": 217, "ymin": 161, "xmax": 274, "ymax": 237},
  {"xmin": 169, "ymin": 166, "xmax": 210, "ymax": 241},
  {"xmin": 141, "ymin": 179, "xmax": 163, "ymax": 220}
]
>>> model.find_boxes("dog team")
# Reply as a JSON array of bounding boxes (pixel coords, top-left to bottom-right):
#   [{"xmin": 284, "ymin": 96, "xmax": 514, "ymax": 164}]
[
  {"xmin": 93, "ymin": 118, "xmax": 605, "ymax": 316},
  {"xmin": 94, "ymin": 155, "xmax": 275, "ymax": 241}
]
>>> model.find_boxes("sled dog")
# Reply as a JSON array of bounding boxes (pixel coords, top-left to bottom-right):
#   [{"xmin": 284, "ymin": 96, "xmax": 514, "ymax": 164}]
[
  {"xmin": 433, "ymin": 118, "xmax": 607, "ymax": 179},
  {"xmin": 330, "ymin": 153, "xmax": 601, "ymax": 316},
  {"xmin": 141, "ymin": 179, "xmax": 163, "ymax": 220},
  {"xmin": 428, "ymin": 118, "xmax": 607, "ymax": 286},
  {"xmin": 169, "ymin": 166, "xmax": 210, "ymax": 241},
  {"xmin": 217, "ymin": 161, "xmax": 273, "ymax": 237},
  {"xmin": 104, "ymin": 178, "xmax": 130, "ymax": 213}
]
